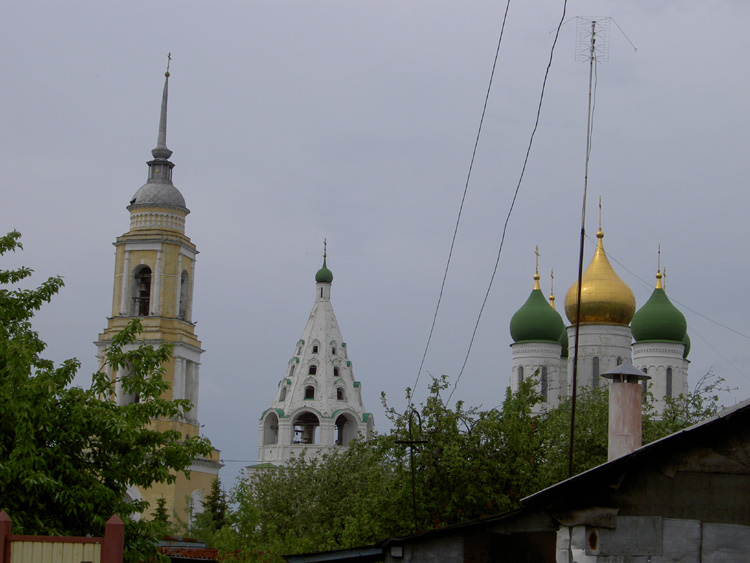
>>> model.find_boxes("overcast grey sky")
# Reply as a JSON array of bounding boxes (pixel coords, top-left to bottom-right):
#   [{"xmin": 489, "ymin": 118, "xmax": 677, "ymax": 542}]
[{"xmin": 2, "ymin": 1, "xmax": 749, "ymax": 486}]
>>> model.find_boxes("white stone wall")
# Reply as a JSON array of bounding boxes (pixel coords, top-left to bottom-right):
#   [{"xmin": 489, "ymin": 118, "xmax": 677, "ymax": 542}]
[
  {"xmin": 511, "ymin": 341, "xmax": 564, "ymax": 411},
  {"xmin": 633, "ymin": 341, "xmax": 688, "ymax": 414},
  {"xmin": 566, "ymin": 324, "xmax": 633, "ymax": 392}
]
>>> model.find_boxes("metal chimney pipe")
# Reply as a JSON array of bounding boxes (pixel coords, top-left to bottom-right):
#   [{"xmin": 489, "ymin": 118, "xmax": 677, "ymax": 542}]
[{"xmin": 601, "ymin": 364, "xmax": 650, "ymax": 461}]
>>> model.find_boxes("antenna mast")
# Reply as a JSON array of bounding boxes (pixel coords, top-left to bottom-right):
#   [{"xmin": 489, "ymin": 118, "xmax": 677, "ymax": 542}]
[{"xmin": 568, "ymin": 17, "xmax": 610, "ymax": 478}]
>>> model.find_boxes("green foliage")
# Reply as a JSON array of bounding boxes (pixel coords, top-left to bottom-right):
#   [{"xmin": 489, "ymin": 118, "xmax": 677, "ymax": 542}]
[
  {"xmin": 384, "ymin": 375, "xmax": 545, "ymax": 529},
  {"xmin": 213, "ymin": 376, "xmax": 547, "ymax": 561},
  {"xmin": 539, "ymin": 386, "xmax": 611, "ymax": 484},
  {"xmin": 658, "ymin": 369, "xmax": 729, "ymax": 434},
  {"xmin": 0, "ymin": 231, "xmax": 213, "ymax": 562},
  {"xmin": 212, "ymin": 478, "xmax": 263, "ymax": 562},
  {"xmin": 239, "ymin": 441, "xmax": 401, "ymax": 560},
  {"xmin": 190, "ymin": 477, "xmax": 229, "ymax": 545},
  {"xmin": 151, "ymin": 497, "xmax": 177, "ymax": 538},
  {"xmin": 213, "ymin": 368, "xmax": 725, "ymax": 561}
]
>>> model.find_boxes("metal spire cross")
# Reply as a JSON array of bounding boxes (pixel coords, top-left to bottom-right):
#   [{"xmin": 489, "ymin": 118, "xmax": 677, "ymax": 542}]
[
  {"xmin": 166, "ymin": 52, "xmax": 172, "ymax": 76},
  {"xmin": 535, "ymin": 245, "xmax": 540, "ymax": 275},
  {"xmin": 550, "ymin": 268, "xmax": 555, "ymax": 294},
  {"xmin": 657, "ymin": 243, "xmax": 662, "ymax": 272}
]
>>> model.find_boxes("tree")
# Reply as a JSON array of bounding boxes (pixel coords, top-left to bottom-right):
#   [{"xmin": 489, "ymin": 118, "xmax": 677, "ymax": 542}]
[
  {"xmin": 213, "ymin": 376, "xmax": 548, "ymax": 561},
  {"xmin": 383, "ymin": 375, "xmax": 546, "ymax": 529},
  {"xmin": 151, "ymin": 497, "xmax": 177, "ymax": 538},
  {"xmin": 658, "ymin": 369, "xmax": 730, "ymax": 435},
  {"xmin": 218, "ymin": 370, "xmax": 728, "ymax": 561},
  {"xmin": 538, "ymin": 385, "xmax": 611, "ymax": 485},
  {"xmin": 0, "ymin": 231, "xmax": 213, "ymax": 562},
  {"xmin": 190, "ymin": 477, "xmax": 229, "ymax": 544}
]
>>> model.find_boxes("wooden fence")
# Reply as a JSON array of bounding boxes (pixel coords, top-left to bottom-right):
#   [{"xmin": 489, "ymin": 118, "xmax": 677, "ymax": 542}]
[{"xmin": 0, "ymin": 511, "xmax": 124, "ymax": 563}]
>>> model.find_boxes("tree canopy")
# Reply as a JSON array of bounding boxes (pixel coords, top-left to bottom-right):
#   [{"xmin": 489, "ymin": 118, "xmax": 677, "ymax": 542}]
[
  {"xmin": 209, "ymin": 371, "xmax": 725, "ymax": 562},
  {"xmin": 0, "ymin": 231, "xmax": 213, "ymax": 562}
]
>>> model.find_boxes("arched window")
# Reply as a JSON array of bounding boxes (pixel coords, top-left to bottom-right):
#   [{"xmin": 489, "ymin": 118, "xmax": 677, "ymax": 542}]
[
  {"xmin": 333, "ymin": 367, "xmax": 339, "ymax": 377},
  {"xmin": 293, "ymin": 412, "xmax": 319, "ymax": 444},
  {"xmin": 617, "ymin": 357, "xmax": 623, "ymax": 366},
  {"xmin": 335, "ymin": 413, "xmax": 357, "ymax": 446},
  {"xmin": 190, "ymin": 490, "xmax": 204, "ymax": 524},
  {"xmin": 332, "ymin": 347, "xmax": 337, "ymax": 355},
  {"xmin": 592, "ymin": 357, "xmax": 600, "ymax": 388},
  {"xmin": 308, "ymin": 365, "xmax": 317, "ymax": 376},
  {"xmin": 304, "ymin": 385, "xmax": 315, "ymax": 399},
  {"xmin": 337, "ymin": 387, "xmax": 344, "ymax": 400},
  {"xmin": 263, "ymin": 412, "xmax": 279, "ymax": 445},
  {"xmin": 123, "ymin": 485, "xmax": 143, "ymax": 522},
  {"xmin": 132, "ymin": 266, "xmax": 152, "ymax": 316},
  {"xmin": 541, "ymin": 366, "xmax": 548, "ymax": 401},
  {"xmin": 289, "ymin": 365, "xmax": 295, "ymax": 378},
  {"xmin": 666, "ymin": 367, "xmax": 673, "ymax": 398},
  {"xmin": 312, "ymin": 345, "xmax": 319, "ymax": 354},
  {"xmin": 178, "ymin": 270, "xmax": 189, "ymax": 320},
  {"xmin": 119, "ymin": 366, "xmax": 140, "ymax": 406},
  {"xmin": 518, "ymin": 366, "xmax": 524, "ymax": 384},
  {"xmin": 279, "ymin": 387, "xmax": 287, "ymax": 401}
]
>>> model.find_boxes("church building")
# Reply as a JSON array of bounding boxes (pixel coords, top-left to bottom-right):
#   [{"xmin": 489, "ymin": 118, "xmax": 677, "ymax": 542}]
[
  {"xmin": 256, "ymin": 249, "xmax": 374, "ymax": 467},
  {"xmin": 510, "ymin": 224, "xmax": 690, "ymax": 414},
  {"xmin": 95, "ymin": 69, "xmax": 221, "ymax": 520}
]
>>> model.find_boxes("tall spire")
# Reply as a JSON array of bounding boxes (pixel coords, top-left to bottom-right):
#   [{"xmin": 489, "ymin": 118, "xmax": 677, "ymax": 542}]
[
  {"xmin": 128, "ymin": 57, "xmax": 186, "ymax": 214},
  {"xmin": 152, "ymin": 53, "xmax": 173, "ymax": 160}
]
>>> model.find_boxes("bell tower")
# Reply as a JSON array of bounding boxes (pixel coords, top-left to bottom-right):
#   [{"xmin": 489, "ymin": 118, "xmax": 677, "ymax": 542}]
[
  {"xmin": 96, "ymin": 65, "xmax": 221, "ymax": 520},
  {"xmin": 256, "ymin": 246, "xmax": 374, "ymax": 467}
]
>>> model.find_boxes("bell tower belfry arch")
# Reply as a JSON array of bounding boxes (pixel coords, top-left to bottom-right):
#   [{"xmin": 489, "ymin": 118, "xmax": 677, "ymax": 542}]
[{"xmin": 96, "ymin": 66, "xmax": 221, "ymax": 520}]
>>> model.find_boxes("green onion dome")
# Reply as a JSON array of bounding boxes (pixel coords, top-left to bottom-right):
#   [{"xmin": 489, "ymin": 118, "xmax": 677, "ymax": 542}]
[
  {"xmin": 682, "ymin": 332, "xmax": 691, "ymax": 358},
  {"xmin": 510, "ymin": 274, "xmax": 566, "ymax": 344},
  {"xmin": 550, "ymin": 289, "xmax": 569, "ymax": 357},
  {"xmin": 631, "ymin": 271, "xmax": 687, "ymax": 343},
  {"xmin": 315, "ymin": 258, "xmax": 333, "ymax": 284},
  {"xmin": 559, "ymin": 324, "xmax": 569, "ymax": 358}
]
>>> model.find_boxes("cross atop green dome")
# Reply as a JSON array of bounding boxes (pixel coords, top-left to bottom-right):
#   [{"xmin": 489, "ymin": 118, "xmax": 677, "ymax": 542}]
[
  {"xmin": 510, "ymin": 273, "xmax": 566, "ymax": 344},
  {"xmin": 315, "ymin": 241, "xmax": 333, "ymax": 284}
]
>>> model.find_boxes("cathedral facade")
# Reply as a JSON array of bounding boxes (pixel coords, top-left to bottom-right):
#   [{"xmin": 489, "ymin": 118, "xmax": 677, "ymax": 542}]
[
  {"xmin": 510, "ymin": 226, "xmax": 690, "ymax": 414},
  {"xmin": 95, "ymin": 71, "xmax": 221, "ymax": 521}
]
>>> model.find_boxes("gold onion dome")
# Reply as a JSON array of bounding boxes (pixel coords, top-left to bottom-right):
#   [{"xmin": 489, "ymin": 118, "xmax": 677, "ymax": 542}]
[{"xmin": 564, "ymin": 228, "xmax": 636, "ymax": 326}]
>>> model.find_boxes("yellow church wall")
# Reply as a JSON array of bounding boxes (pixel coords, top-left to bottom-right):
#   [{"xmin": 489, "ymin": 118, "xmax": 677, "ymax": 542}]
[
  {"xmin": 108, "ymin": 236, "xmax": 196, "ymax": 319},
  {"xmin": 139, "ymin": 449, "xmax": 222, "ymax": 523},
  {"xmin": 99, "ymin": 317, "xmax": 202, "ymax": 350}
]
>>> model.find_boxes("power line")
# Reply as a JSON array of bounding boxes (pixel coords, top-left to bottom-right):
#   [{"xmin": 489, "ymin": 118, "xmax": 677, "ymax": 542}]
[
  {"xmin": 409, "ymin": 0, "xmax": 513, "ymax": 406},
  {"xmin": 446, "ymin": 0, "xmax": 570, "ymax": 405},
  {"xmin": 585, "ymin": 232, "xmax": 750, "ymax": 341}
]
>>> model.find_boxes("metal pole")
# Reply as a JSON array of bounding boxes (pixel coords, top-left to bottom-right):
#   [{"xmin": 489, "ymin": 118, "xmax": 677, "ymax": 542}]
[{"xmin": 569, "ymin": 19, "xmax": 597, "ymax": 478}]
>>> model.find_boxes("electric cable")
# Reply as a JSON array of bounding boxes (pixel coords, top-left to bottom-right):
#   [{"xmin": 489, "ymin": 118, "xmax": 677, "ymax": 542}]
[
  {"xmin": 447, "ymin": 0, "xmax": 570, "ymax": 405},
  {"xmin": 409, "ymin": 0, "xmax": 513, "ymax": 406}
]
